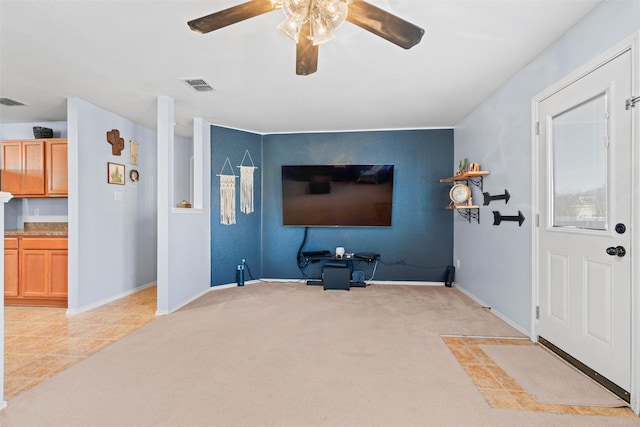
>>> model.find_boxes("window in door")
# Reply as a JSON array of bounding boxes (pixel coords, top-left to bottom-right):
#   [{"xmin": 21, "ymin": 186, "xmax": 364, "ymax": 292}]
[{"xmin": 551, "ymin": 92, "xmax": 608, "ymax": 231}]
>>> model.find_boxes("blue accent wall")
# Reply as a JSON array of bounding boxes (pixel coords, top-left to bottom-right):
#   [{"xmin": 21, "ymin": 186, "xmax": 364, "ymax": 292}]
[
  {"xmin": 262, "ymin": 129, "xmax": 453, "ymax": 281},
  {"xmin": 210, "ymin": 126, "xmax": 263, "ymax": 286},
  {"xmin": 211, "ymin": 126, "xmax": 453, "ymax": 284}
]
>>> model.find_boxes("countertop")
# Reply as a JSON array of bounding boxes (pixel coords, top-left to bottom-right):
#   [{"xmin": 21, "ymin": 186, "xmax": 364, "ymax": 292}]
[
  {"xmin": 4, "ymin": 222, "xmax": 68, "ymax": 238},
  {"xmin": 5, "ymin": 230, "xmax": 68, "ymax": 237}
]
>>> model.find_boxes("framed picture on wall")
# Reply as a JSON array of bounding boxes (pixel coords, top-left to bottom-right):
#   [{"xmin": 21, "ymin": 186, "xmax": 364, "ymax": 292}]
[{"xmin": 108, "ymin": 162, "xmax": 125, "ymax": 185}]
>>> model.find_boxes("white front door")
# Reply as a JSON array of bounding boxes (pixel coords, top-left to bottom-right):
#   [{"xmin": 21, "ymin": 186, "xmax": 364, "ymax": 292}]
[{"xmin": 537, "ymin": 49, "xmax": 632, "ymax": 397}]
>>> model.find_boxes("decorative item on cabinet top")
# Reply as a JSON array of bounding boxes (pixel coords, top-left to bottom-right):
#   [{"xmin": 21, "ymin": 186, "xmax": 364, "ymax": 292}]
[{"xmin": 33, "ymin": 126, "xmax": 53, "ymax": 138}]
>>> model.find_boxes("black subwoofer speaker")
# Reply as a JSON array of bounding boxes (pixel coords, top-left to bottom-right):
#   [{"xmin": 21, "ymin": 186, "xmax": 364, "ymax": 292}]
[{"xmin": 322, "ymin": 265, "xmax": 351, "ymax": 291}]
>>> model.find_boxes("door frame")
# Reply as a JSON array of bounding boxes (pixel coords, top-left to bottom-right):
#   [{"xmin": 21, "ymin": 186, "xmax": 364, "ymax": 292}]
[{"xmin": 531, "ymin": 32, "xmax": 640, "ymax": 415}]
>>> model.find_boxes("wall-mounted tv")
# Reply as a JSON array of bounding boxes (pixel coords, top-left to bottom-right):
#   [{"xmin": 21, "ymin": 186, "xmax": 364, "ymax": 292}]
[{"xmin": 281, "ymin": 164, "xmax": 394, "ymax": 227}]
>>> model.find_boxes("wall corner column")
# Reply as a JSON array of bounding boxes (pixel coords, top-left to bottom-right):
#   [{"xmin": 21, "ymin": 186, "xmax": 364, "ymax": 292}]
[{"xmin": 0, "ymin": 191, "xmax": 14, "ymax": 409}]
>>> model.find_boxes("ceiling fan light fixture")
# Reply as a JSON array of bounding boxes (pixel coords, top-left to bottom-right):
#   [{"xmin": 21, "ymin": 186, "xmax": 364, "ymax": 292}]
[
  {"xmin": 281, "ymin": 0, "xmax": 310, "ymax": 20},
  {"xmin": 323, "ymin": 1, "xmax": 349, "ymax": 29},
  {"xmin": 277, "ymin": 17, "xmax": 304, "ymax": 42},
  {"xmin": 187, "ymin": 0, "xmax": 424, "ymax": 76},
  {"xmin": 276, "ymin": 0, "xmax": 350, "ymax": 45},
  {"xmin": 310, "ymin": 14, "xmax": 335, "ymax": 45}
]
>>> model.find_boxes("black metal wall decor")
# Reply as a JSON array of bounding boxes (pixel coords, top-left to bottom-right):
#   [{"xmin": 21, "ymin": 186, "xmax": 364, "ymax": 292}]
[
  {"xmin": 492, "ymin": 210, "xmax": 525, "ymax": 226},
  {"xmin": 483, "ymin": 189, "xmax": 510, "ymax": 205}
]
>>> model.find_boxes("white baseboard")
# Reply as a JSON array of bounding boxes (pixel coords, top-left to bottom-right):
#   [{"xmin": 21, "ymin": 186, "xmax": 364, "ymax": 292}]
[
  {"xmin": 155, "ymin": 280, "xmax": 262, "ymax": 315},
  {"xmin": 258, "ymin": 278, "xmax": 307, "ymax": 284},
  {"xmin": 235, "ymin": 279, "xmax": 444, "ymax": 286},
  {"xmin": 368, "ymin": 280, "xmax": 444, "ymax": 286},
  {"xmin": 454, "ymin": 285, "xmax": 530, "ymax": 337},
  {"xmin": 155, "ymin": 285, "xmax": 214, "ymax": 316},
  {"xmin": 67, "ymin": 281, "xmax": 156, "ymax": 316}
]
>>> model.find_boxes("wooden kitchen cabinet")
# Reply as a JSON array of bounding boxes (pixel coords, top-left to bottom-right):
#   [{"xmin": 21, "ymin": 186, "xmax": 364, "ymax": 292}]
[
  {"xmin": 48, "ymin": 250, "xmax": 68, "ymax": 297},
  {"xmin": 21, "ymin": 250, "xmax": 48, "ymax": 297},
  {"xmin": 5, "ymin": 237, "xmax": 68, "ymax": 307},
  {"xmin": 1, "ymin": 141, "xmax": 24, "ymax": 194},
  {"xmin": 1, "ymin": 138, "xmax": 67, "ymax": 197},
  {"xmin": 1, "ymin": 139, "xmax": 45, "ymax": 196},
  {"xmin": 46, "ymin": 138, "xmax": 68, "ymax": 196},
  {"xmin": 4, "ymin": 238, "xmax": 19, "ymax": 298}
]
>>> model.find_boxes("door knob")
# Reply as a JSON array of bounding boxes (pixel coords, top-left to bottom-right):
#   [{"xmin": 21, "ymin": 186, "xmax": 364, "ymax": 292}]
[{"xmin": 606, "ymin": 246, "xmax": 626, "ymax": 257}]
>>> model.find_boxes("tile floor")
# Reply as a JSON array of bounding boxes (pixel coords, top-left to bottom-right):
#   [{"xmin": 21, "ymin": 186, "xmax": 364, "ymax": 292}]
[
  {"xmin": 442, "ymin": 336, "xmax": 636, "ymax": 418},
  {"xmin": 4, "ymin": 285, "xmax": 156, "ymax": 400}
]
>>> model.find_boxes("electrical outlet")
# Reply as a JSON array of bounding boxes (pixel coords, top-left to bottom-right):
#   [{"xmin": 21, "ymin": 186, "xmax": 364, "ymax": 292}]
[
  {"xmin": 456, "ymin": 259, "xmax": 460, "ymax": 269},
  {"xmin": 34, "ymin": 208, "xmax": 39, "ymax": 216}
]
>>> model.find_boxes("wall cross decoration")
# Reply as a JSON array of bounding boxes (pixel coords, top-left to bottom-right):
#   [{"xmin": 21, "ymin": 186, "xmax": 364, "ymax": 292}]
[{"xmin": 106, "ymin": 129, "xmax": 125, "ymax": 156}]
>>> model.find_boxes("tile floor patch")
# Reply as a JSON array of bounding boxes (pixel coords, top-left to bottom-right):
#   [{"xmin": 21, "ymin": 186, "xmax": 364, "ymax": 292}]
[
  {"xmin": 4, "ymin": 286, "xmax": 156, "ymax": 400},
  {"xmin": 442, "ymin": 336, "xmax": 636, "ymax": 418}
]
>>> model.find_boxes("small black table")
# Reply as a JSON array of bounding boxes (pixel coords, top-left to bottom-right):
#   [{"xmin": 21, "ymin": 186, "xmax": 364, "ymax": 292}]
[{"xmin": 301, "ymin": 252, "xmax": 380, "ymax": 289}]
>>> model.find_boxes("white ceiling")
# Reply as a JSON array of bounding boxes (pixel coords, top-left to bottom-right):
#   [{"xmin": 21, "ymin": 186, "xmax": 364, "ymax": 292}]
[{"xmin": 0, "ymin": 0, "xmax": 602, "ymax": 137}]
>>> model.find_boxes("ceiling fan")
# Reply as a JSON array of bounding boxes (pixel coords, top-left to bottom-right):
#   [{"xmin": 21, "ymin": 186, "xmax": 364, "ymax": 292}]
[{"xmin": 187, "ymin": 0, "xmax": 424, "ymax": 75}]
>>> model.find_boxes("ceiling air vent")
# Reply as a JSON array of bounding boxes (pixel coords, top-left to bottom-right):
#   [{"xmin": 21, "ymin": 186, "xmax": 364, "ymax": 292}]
[
  {"xmin": 182, "ymin": 78, "xmax": 215, "ymax": 92},
  {"xmin": 0, "ymin": 97, "xmax": 26, "ymax": 106}
]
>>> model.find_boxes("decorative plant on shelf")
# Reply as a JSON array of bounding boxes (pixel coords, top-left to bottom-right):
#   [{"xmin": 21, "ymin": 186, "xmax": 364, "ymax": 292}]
[{"xmin": 458, "ymin": 158, "xmax": 469, "ymax": 175}]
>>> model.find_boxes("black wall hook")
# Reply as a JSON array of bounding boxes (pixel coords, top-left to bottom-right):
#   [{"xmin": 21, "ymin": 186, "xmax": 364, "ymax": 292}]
[
  {"xmin": 483, "ymin": 189, "xmax": 510, "ymax": 206},
  {"xmin": 492, "ymin": 210, "xmax": 525, "ymax": 226}
]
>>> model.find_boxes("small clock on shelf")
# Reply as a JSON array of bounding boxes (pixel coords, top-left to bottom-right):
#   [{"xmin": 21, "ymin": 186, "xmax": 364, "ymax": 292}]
[{"xmin": 449, "ymin": 183, "xmax": 472, "ymax": 206}]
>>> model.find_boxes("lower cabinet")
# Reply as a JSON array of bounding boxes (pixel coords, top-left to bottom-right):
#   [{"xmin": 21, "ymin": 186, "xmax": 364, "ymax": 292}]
[
  {"xmin": 4, "ymin": 237, "xmax": 68, "ymax": 307},
  {"xmin": 4, "ymin": 238, "xmax": 19, "ymax": 297}
]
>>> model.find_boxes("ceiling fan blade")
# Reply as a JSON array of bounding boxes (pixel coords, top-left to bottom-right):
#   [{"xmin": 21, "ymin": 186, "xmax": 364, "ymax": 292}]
[
  {"xmin": 296, "ymin": 22, "xmax": 318, "ymax": 76},
  {"xmin": 188, "ymin": 0, "xmax": 279, "ymax": 34},
  {"xmin": 345, "ymin": 0, "xmax": 424, "ymax": 49}
]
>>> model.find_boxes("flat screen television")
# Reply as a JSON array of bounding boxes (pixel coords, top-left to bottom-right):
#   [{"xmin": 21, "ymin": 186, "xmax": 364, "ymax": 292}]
[{"xmin": 281, "ymin": 164, "xmax": 394, "ymax": 227}]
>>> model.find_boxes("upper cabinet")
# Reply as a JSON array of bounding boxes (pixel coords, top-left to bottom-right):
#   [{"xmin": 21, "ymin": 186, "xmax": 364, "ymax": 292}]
[
  {"xmin": 1, "ymin": 139, "xmax": 45, "ymax": 195},
  {"xmin": 1, "ymin": 138, "xmax": 68, "ymax": 198},
  {"xmin": 46, "ymin": 139, "xmax": 68, "ymax": 196}
]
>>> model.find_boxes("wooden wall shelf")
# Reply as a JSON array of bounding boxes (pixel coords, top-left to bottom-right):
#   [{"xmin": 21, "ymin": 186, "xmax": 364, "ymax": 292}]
[
  {"xmin": 441, "ymin": 171, "xmax": 490, "ymax": 224},
  {"xmin": 447, "ymin": 206, "xmax": 481, "ymax": 223},
  {"xmin": 446, "ymin": 205, "xmax": 480, "ymax": 210},
  {"xmin": 439, "ymin": 171, "xmax": 490, "ymax": 183}
]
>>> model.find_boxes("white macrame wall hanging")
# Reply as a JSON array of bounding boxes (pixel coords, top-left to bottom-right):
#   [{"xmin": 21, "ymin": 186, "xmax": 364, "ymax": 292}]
[
  {"xmin": 237, "ymin": 150, "xmax": 258, "ymax": 215},
  {"xmin": 217, "ymin": 157, "xmax": 237, "ymax": 225}
]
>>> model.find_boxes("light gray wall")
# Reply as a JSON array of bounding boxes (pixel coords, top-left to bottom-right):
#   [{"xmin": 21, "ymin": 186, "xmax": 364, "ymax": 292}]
[
  {"xmin": 454, "ymin": 0, "xmax": 640, "ymax": 332},
  {"xmin": 156, "ymin": 97, "xmax": 211, "ymax": 314},
  {"xmin": 0, "ymin": 121, "xmax": 67, "ymax": 139},
  {"xmin": 174, "ymin": 135, "xmax": 193, "ymax": 205},
  {"xmin": 68, "ymin": 98, "xmax": 157, "ymax": 312}
]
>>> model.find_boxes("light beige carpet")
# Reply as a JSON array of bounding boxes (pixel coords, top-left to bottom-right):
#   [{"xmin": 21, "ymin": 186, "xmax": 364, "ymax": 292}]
[
  {"xmin": 480, "ymin": 344, "xmax": 626, "ymax": 407},
  {"xmin": 1, "ymin": 283, "xmax": 638, "ymax": 426}
]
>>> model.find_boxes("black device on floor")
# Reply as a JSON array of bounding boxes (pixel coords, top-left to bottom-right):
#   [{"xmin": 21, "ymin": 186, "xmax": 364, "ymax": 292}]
[{"xmin": 445, "ymin": 265, "xmax": 455, "ymax": 287}]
